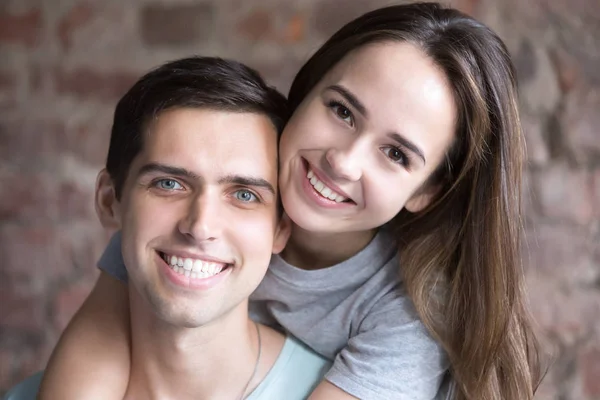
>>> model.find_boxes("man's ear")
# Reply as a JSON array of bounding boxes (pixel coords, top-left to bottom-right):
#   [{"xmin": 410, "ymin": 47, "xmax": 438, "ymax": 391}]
[
  {"xmin": 95, "ymin": 169, "xmax": 122, "ymax": 230},
  {"xmin": 404, "ymin": 184, "xmax": 441, "ymax": 213},
  {"xmin": 272, "ymin": 212, "xmax": 292, "ymax": 254}
]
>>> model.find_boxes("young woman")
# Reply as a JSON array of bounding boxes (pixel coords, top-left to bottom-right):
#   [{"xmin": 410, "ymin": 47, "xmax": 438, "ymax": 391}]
[{"xmin": 39, "ymin": 2, "xmax": 541, "ymax": 399}]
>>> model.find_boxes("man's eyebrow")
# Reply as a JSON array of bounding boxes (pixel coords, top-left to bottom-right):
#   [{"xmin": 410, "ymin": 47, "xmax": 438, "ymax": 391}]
[
  {"xmin": 325, "ymin": 84, "xmax": 368, "ymax": 117},
  {"xmin": 388, "ymin": 133, "xmax": 426, "ymax": 165},
  {"xmin": 137, "ymin": 163, "xmax": 201, "ymax": 180},
  {"xmin": 218, "ymin": 175, "xmax": 276, "ymax": 196}
]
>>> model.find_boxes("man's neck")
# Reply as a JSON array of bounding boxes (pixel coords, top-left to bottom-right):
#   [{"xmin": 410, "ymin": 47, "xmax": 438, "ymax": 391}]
[{"xmin": 125, "ymin": 288, "xmax": 274, "ymax": 400}]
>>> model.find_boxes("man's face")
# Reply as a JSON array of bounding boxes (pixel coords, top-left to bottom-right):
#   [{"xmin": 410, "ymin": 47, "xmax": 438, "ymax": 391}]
[{"xmin": 108, "ymin": 108, "xmax": 286, "ymax": 327}]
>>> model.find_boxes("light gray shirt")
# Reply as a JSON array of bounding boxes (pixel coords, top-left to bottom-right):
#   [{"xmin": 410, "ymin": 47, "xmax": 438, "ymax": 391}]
[{"xmin": 98, "ymin": 230, "xmax": 451, "ymax": 399}]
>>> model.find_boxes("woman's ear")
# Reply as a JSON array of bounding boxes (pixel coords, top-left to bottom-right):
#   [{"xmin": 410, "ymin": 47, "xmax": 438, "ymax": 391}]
[
  {"xmin": 272, "ymin": 212, "xmax": 292, "ymax": 254},
  {"xmin": 404, "ymin": 184, "xmax": 440, "ymax": 213},
  {"xmin": 95, "ymin": 169, "xmax": 122, "ymax": 230}
]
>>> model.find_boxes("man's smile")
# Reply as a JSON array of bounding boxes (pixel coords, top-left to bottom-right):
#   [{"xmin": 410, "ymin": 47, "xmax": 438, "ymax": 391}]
[{"xmin": 159, "ymin": 251, "xmax": 231, "ymax": 280}]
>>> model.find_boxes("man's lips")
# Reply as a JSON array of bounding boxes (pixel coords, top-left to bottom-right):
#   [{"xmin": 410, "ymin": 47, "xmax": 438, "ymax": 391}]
[{"xmin": 158, "ymin": 251, "xmax": 232, "ymax": 278}]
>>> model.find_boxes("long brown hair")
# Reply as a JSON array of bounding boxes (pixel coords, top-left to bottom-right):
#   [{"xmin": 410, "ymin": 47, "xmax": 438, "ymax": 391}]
[{"xmin": 288, "ymin": 2, "xmax": 542, "ymax": 399}]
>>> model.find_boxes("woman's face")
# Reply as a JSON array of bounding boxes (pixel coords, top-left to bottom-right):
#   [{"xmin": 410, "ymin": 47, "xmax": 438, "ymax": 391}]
[{"xmin": 279, "ymin": 41, "xmax": 457, "ymax": 234}]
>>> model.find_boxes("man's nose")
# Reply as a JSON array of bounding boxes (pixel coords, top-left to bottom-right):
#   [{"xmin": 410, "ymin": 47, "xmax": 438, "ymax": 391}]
[{"xmin": 177, "ymin": 193, "xmax": 223, "ymax": 242}]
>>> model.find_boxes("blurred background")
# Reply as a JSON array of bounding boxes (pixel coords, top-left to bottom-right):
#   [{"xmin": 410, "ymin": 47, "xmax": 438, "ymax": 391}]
[{"xmin": 0, "ymin": 0, "xmax": 598, "ymax": 398}]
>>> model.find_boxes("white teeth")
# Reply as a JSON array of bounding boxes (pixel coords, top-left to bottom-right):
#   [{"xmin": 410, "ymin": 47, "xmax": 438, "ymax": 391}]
[
  {"xmin": 192, "ymin": 260, "xmax": 202, "ymax": 272},
  {"xmin": 163, "ymin": 253, "xmax": 227, "ymax": 279},
  {"xmin": 306, "ymin": 168, "xmax": 348, "ymax": 203}
]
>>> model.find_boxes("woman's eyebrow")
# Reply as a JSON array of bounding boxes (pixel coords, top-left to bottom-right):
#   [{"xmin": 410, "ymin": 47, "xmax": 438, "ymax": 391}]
[
  {"xmin": 325, "ymin": 84, "xmax": 368, "ymax": 117},
  {"xmin": 388, "ymin": 133, "xmax": 426, "ymax": 165}
]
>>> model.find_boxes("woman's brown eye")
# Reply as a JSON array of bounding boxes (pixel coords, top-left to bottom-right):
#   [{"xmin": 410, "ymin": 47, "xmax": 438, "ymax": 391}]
[
  {"xmin": 336, "ymin": 106, "xmax": 351, "ymax": 119},
  {"xmin": 382, "ymin": 146, "xmax": 408, "ymax": 166},
  {"xmin": 389, "ymin": 148, "xmax": 402, "ymax": 161}
]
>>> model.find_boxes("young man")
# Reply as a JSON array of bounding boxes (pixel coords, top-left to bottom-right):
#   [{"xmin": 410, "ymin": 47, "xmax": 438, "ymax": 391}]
[{"xmin": 5, "ymin": 57, "xmax": 329, "ymax": 400}]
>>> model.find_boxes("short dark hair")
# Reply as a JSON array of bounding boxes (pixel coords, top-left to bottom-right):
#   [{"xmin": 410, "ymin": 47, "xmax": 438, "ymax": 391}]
[{"xmin": 106, "ymin": 56, "xmax": 289, "ymax": 199}]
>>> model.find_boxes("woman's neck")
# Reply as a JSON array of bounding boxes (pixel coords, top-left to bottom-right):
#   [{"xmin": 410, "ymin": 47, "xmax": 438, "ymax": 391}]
[{"xmin": 281, "ymin": 225, "xmax": 377, "ymax": 270}]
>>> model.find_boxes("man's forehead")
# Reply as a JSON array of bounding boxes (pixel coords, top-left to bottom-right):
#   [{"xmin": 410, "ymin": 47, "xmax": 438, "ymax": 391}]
[
  {"xmin": 148, "ymin": 108, "xmax": 276, "ymax": 149},
  {"xmin": 139, "ymin": 108, "xmax": 279, "ymax": 183}
]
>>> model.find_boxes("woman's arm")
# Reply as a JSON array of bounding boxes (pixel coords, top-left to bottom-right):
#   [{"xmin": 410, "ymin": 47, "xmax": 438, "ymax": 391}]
[
  {"xmin": 38, "ymin": 271, "xmax": 131, "ymax": 400},
  {"xmin": 308, "ymin": 292, "xmax": 449, "ymax": 400},
  {"xmin": 309, "ymin": 381, "xmax": 359, "ymax": 400}
]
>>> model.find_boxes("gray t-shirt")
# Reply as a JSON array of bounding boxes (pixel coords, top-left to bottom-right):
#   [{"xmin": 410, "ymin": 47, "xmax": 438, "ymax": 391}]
[
  {"xmin": 98, "ymin": 230, "xmax": 451, "ymax": 399},
  {"xmin": 3, "ymin": 336, "xmax": 331, "ymax": 400}
]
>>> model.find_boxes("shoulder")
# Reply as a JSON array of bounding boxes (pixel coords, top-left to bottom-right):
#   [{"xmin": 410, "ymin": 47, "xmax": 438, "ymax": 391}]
[
  {"xmin": 271, "ymin": 336, "xmax": 331, "ymax": 379},
  {"xmin": 3, "ymin": 372, "xmax": 43, "ymax": 400},
  {"xmin": 248, "ymin": 336, "xmax": 331, "ymax": 400}
]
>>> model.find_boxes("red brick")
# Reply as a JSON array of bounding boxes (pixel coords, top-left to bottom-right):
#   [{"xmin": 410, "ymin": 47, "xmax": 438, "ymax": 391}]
[
  {"xmin": 56, "ymin": 224, "xmax": 110, "ymax": 276},
  {"xmin": 284, "ymin": 13, "xmax": 305, "ymax": 43},
  {"xmin": 0, "ymin": 168, "xmax": 56, "ymax": 222},
  {"xmin": 0, "ymin": 347, "xmax": 13, "ymax": 391},
  {"xmin": 0, "ymin": 339, "xmax": 45, "ymax": 393},
  {"xmin": 0, "ymin": 118, "xmax": 67, "ymax": 163},
  {"xmin": 519, "ymin": 43, "xmax": 561, "ymax": 115},
  {"xmin": 312, "ymin": 0, "xmax": 392, "ymax": 38},
  {"xmin": 250, "ymin": 57, "xmax": 302, "ymax": 96},
  {"xmin": 52, "ymin": 282, "xmax": 93, "ymax": 330},
  {"xmin": 140, "ymin": 3, "xmax": 215, "ymax": 47},
  {"xmin": 550, "ymin": 47, "xmax": 582, "ymax": 94},
  {"xmin": 531, "ymin": 165, "xmax": 594, "ymax": 225},
  {"xmin": 69, "ymin": 121, "xmax": 111, "ymax": 165},
  {"xmin": 0, "ymin": 285, "xmax": 46, "ymax": 332},
  {"xmin": 56, "ymin": 180, "xmax": 95, "ymax": 221},
  {"xmin": 513, "ymin": 38, "xmax": 537, "ymax": 84},
  {"xmin": 0, "ymin": 8, "xmax": 42, "ymax": 47},
  {"xmin": 0, "ymin": 224, "xmax": 71, "ymax": 281},
  {"xmin": 527, "ymin": 276, "xmax": 600, "ymax": 346},
  {"xmin": 521, "ymin": 113, "xmax": 550, "ymax": 166},
  {"xmin": 579, "ymin": 346, "xmax": 600, "ymax": 397},
  {"xmin": 237, "ymin": 9, "xmax": 273, "ymax": 42},
  {"xmin": 57, "ymin": 2, "xmax": 95, "ymax": 51},
  {"xmin": 453, "ymin": 0, "xmax": 482, "ymax": 16},
  {"xmin": 0, "ymin": 70, "xmax": 16, "ymax": 91},
  {"xmin": 0, "ymin": 117, "xmax": 110, "ymax": 166},
  {"xmin": 54, "ymin": 66, "xmax": 138, "ymax": 101},
  {"xmin": 0, "ymin": 69, "xmax": 18, "ymax": 109},
  {"xmin": 561, "ymin": 89, "xmax": 600, "ymax": 164},
  {"xmin": 594, "ymin": 168, "xmax": 600, "ymax": 219},
  {"xmin": 29, "ymin": 63, "xmax": 43, "ymax": 92},
  {"xmin": 525, "ymin": 223, "xmax": 596, "ymax": 284}
]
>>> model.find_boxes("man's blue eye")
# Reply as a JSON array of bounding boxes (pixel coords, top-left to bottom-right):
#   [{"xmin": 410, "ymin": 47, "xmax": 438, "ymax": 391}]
[
  {"xmin": 234, "ymin": 190, "xmax": 258, "ymax": 202},
  {"xmin": 156, "ymin": 179, "xmax": 183, "ymax": 190}
]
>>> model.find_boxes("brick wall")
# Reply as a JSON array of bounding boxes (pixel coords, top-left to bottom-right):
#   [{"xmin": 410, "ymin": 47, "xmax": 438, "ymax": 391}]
[{"xmin": 1, "ymin": 0, "xmax": 599, "ymax": 398}]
